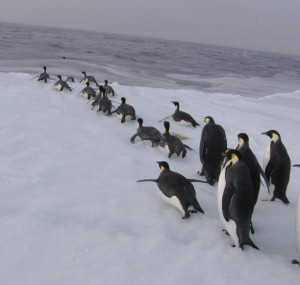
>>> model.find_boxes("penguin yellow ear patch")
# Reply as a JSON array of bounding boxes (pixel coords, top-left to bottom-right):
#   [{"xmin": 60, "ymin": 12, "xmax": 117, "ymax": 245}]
[{"xmin": 159, "ymin": 166, "xmax": 165, "ymax": 172}]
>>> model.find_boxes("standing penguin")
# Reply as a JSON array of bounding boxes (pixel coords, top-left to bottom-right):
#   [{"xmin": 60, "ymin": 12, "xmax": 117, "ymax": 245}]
[
  {"xmin": 159, "ymin": 121, "xmax": 192, "ymax": 158},
  {"xmin": 111, "ymin": 97, "xmax": 136, "ymax": 123},
  {"xmin": 103, "ymin": 80, "xmax": 115, "ymax": 96},
  {"xmin": 37, "ymin": 66, "xmax": 51, "ymax": 83},
  {"xmin": 130, "ymin": 118, "xmax": 164, "ymax": 147},
  {"xmin": 199, "ymin": 116, "xmax": 227, "ymax": 185},
  {"xmin": 171, "ymin": 101, "xmax": 199, "ymax": 127},
  {"xmin": 137, "ymin": 161, "xmax": 205, "ymax": 219},
  {"xmin": 236, "ymin": 133, "xmax": 270, "ymax": 233},
  {"xmin": 53, "ymin": 75, "xmax": 72, "ymax": 92},
  {"xmin": 218, "ymin": 149, "xmax": 258, "ymax": 250},
  {"xmin": 262, "ymin": 130, "xmax": 291, "ymax": 204},
  {"xmin": 292, "ymin": 164, "xmax": 300, "ymax": 266},
  {"xmin": 79, "ymin": 80, "xmax": 97, "ymax": 100}
]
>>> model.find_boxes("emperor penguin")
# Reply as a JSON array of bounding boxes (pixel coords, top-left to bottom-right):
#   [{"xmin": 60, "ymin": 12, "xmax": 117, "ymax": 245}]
[
  {"xmin": 130, "ymin": 118, "xmax": 164, "ymax": 147},
  {"xmin": 218, "ymin": 149, "xmax": 259, "ymax": 250},
  {"xmin": 103, "ymin": 80, "xmax": 115, "ymax": 96},
  {"xmin": 66, "ymin": 76, "xmax": 75, "ymax": 82},
  {"xmin": 199, "ymin": 116, "xmax": 227, "ymax": 185},
  {"xmin": 236, "ymin": 133, "xmax": 270, "ymax": 233},
  {"xmin": 171, "ymin": 101, "xmax": 199, "ymax": 127},
  {"xmin": 292, "ymin": 164, "xmax": 300, "ymax": 266},
  {"xmin": 53, "ymin": 75, "xmax": 72, "ymax": 92},
  {"xmin": 159, "ymin": 121, "xmax": 192, "ymax": 158},
  {"xmin": 97, "ymin": 87, "xmax": 113, "ymax": 115},
  {"xmin": 137, "ymin": 161, "xmax": 205, "ymax": 219},
  {"xmin": 80, "ymin": 71, "xmax": 99, "ymax": 87},
  {"xmin": 111, "ymin": 97, "xmax": 136, "ymax": 123},
  {"xmin": 262, "ymin": 130, "xmax": 291, "ymax": 204},
  {"xmin": 79, "ymin": 80, "xmax": 97, "ymax": 100},
  {"xmin": 37, "ymin": 66, "xmax": 51, "ymax": 83}
]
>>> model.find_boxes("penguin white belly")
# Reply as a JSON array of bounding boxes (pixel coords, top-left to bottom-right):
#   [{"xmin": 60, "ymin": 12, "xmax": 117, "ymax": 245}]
[
  {"xmin": 53, "ymin": 84, "xmax": 62, "ymax": 91},
  {"xmin": 263, "ymin": 141, "xmax": 271, "ymax": 170},
  {"xmin": 296, "ymin": 192, "xmax": 300, "ymax": 253},
  {"xmin": 156, "ymin": 188, "xmax": 185, "ymax": 216},
  {"xmin": 176, "ymin": 120, "xmax": 192, "ymax": 127},
  {"xmin": 81, "ymin": 92, "xmax": 89, "ymax": 99},
  {"xmin": 158, "ymin": 144, "xmax": 170, "ymax": 155},
  {"xmin": 218, "ymin": 167, "xmax": 239, "ymax": 247},
  {"xmin": 116, "ymin": 113, "xmax": 132, "ymax": 121}
]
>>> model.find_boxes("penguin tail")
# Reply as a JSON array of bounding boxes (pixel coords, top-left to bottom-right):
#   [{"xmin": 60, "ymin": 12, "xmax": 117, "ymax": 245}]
[
  {"xmin": 281, "ymin": 195, "xmax": 290, "ymax": 204},
  {"xmin": 246, "ymin": 238, "xmax": 259, "ymax": 250}
]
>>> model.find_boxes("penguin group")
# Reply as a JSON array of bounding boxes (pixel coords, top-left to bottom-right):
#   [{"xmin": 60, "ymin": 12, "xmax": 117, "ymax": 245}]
[{"xmin": 31, "ymin": 66, "xmax": 300, "ymax": 262}]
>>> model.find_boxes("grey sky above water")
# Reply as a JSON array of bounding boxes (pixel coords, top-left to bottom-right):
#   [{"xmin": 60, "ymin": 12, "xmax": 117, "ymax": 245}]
[{"xmin": 1, "ymin": 0, "xmax": 300, "ymax": 56}]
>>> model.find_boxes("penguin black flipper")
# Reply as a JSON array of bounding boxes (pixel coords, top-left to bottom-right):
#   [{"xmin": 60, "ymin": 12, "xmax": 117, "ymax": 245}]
[
  {"xmin": 137, "ymin": 179, "xmax": 159, "ymax": 183},
  {"xmin": 256, "ymin": 159, "xmax": 270, "ymax": 193},
  {"xmin": 183, "ymin": 144, "xmax": 193, "ymax": 151},
  {"xmin": 187, "ymin": 179, "xmax": 209, "ymax": 184},
  {"xmin": 222, "ymin": 184, "xmax": 235, "ymax": 222}
]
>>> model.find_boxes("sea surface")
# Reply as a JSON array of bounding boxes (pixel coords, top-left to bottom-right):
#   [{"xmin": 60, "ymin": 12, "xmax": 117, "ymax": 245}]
[{"xmin": 1, "ymin": 21, "xmax": 300, "ymax": 97}]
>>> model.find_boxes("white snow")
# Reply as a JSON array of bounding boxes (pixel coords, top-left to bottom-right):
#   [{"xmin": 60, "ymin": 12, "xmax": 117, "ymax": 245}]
[{"xmin": 0, "ymin": 72, "xmax": 300, "ymax": 284}]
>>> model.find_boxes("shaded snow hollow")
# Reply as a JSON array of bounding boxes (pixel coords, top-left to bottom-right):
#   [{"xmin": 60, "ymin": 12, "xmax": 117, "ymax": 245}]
[{"xmin": 0, "ymin": 72, "xmax": 299, "ymax": 284}]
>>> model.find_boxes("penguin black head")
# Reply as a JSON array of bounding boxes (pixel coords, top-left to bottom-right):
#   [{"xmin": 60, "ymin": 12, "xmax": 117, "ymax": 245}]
[
  {"xmin": 157, "ymin": 161, "xmax": 170, "ymax": 172},
  {"xmin": 172, "ymin": 101, "xmax": 180, "ymax": 109},
  {"xmin": 99, "ymin": 85, "xmax": 104, "ymax": 91},
  {"xmin": 204, "ymin": 116, "xmax": 215, "ymax": 124},
  {"xmin": 57, "ymin": 75, "xmax": 62, "ymax": 80},
  {"xmin": 238, "ymin": 133, "xmax": 249, "ymax": 144},
  {"xmin": 121, "ymin": 97, "xmax": 126, "ymax": 104},
  {"xmin": 223, "ymin": 149, "xmax": 242, "ymax": 161},
  {"xmin": 163, "ymin": 121, "xmax": 170, "ymax": 133},
  {"xmin": 137, "ymin": 118, "xmax": 143, "ymax": 126},
  {"xmin": 43, "ymin": 66, "xmax": 47, "ymax": 71},
  {"xmin": 82, "ymin": 71, "xmax": 86, "ymax": 76},
  {"xmin": 104, "ymin": 80, "xmax": 108, "ymax": 84},
  {"xmin": 261, "ymin": 130, "xmax": 281, "ymax": 140},
  {"xmin": 85, "ymin": 80, "xmax": 90, "ymax": 86}
]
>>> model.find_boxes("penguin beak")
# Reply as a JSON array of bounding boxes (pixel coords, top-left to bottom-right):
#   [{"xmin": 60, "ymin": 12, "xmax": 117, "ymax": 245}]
[{"xmin": 293, "ymin": 164, "xmax": 300, "ymax": 168}]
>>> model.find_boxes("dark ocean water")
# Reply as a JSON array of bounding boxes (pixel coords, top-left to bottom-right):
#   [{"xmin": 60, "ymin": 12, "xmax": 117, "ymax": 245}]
[{"xmin": 1, "ymin": 22, "xmax": 300, "ymax": 97}]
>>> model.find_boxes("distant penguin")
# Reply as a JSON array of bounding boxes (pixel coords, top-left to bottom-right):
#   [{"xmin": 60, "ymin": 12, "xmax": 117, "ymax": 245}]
[
  {"xmin": 103, "ymin": 80, "xmax": 115, "ymax": 96},
  {"xmin": 80, "ymin": 71, "xmax": 99, "ymax": 87},
  {"xmin": 66, "ymin": 76, "xmax": 75, "ymax": 82},
  {"xmin": 159, "ymin": 121, "xmax": 192, "ymax": 158},
  {"xmin": 218, "ymin": 149, "xmax": 258, "ymax": 250},
  {"xmin": 262, "ymin": 130, "xmax": 291, "ymax": 204},
  {"xmin": 199, "ymin": 116, "xmax": 227, "ymax": 185},
  {"xmin": 292, "ymin": 164, "xmax": 300, "ymax": 266},
  {"xmin": 137, "ymin": 161, "xmax": 205, "ymax": 219},
  {"xmin": 79, "ymin": 80, "xmax": 96, "ymax": 100},
  {"xmin": 171, "ymin": 101, "xmax": 199, "ymax": 127},
  {"xmin": 130, "ymin": 118, "xmax": 164, "ymax": 147},
  {"xmin": 37, "ymin": 66, "xmax": 50, "ymax": 83},
  {"xmin": 111, "ymin": 97, "xmax": 136, "ymax": 123},
  {"xmin": 53, "ymin": 75, "xmax": 72, "ymax": 92}
]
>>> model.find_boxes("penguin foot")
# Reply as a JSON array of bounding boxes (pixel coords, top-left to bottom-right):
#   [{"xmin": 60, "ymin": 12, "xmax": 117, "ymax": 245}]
[
  {"xmin": 231, "ymin": 245, "xmax": 236, "ymax": 248},
  {"xmin": 291, "ymin": 260, "xmax": 300, "ymax": 266},
  {"xmin": 197, "ymin": 170, "xmax": 205, "ymax": 176}
]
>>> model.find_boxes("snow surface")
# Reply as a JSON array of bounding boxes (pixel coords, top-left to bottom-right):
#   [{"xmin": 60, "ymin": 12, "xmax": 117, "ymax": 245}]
[{"xmin": 0, "ymin": 72, "xmax": 300, "ymax": 284}]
